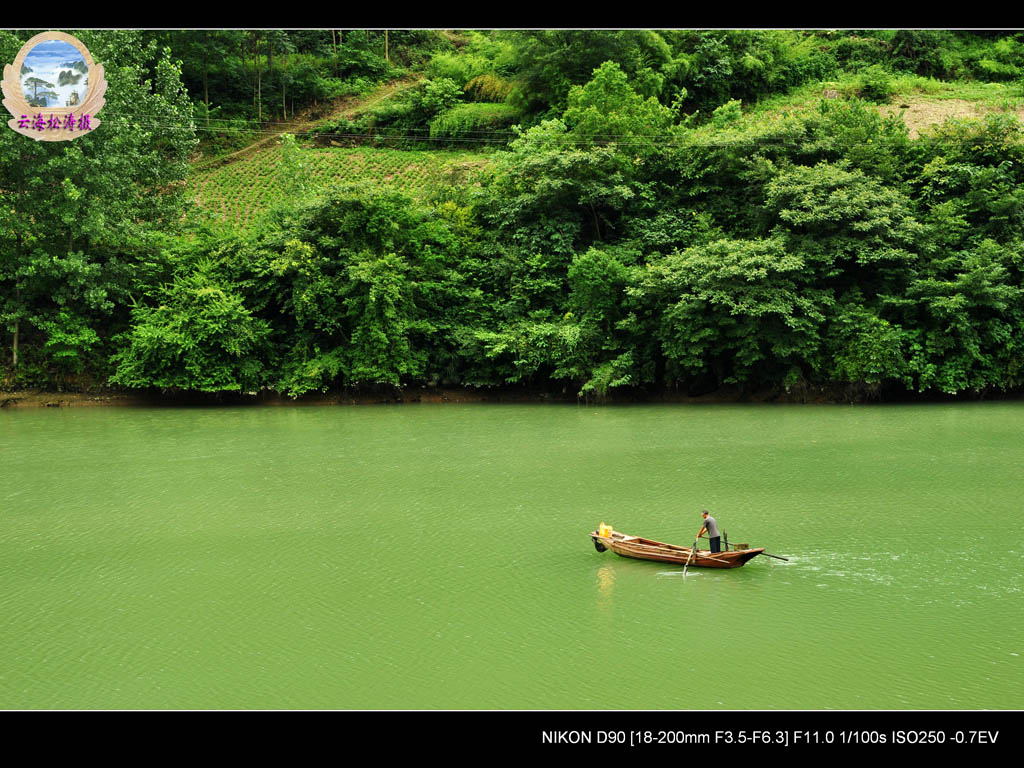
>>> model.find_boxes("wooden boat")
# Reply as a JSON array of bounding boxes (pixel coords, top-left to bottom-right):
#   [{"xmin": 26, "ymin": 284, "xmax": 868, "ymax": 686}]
[{"xmin": 590, "ymin": 528, "xmax": 765, "ymax": 569}]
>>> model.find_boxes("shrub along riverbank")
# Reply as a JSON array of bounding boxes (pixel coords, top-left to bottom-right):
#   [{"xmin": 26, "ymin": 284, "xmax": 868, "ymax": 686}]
[{"xmin": 5, "ymin": 378, "xmax": 1022, "ymax": 408}]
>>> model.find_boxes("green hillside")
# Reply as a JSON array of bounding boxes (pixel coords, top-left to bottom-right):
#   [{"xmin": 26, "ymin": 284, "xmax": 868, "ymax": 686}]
[
  {"xmin": 187, "ymin": 47, "xmax": 1024, "ymax": 233},
  {"xmin": 8, "ymin": 30, "xmax": 1024, "ymax": 401}
]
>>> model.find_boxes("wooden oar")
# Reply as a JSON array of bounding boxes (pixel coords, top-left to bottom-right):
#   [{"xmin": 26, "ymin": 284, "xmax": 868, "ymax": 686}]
[{"xmin": 682, "ymin": 539, "xmax": 696, "ymax": 578}]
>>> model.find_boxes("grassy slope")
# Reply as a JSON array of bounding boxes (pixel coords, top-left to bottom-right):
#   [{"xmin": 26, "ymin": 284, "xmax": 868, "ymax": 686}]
[
  {"xmin": 188, "ymin": 77, "xmax": 494, "ymax": 231},
  {"xmin": 753, "ymin": 74, "xmax": 1024, "ymax": 138},
  {"xmin": 191, "ymin": 144, "xmax": 491, "ymax": 230}
]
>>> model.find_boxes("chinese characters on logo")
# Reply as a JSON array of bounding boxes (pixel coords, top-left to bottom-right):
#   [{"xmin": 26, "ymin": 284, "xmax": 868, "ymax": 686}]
[{"xmin": 17, "ymin": 112, "xmax": 93, "ymax": 132}]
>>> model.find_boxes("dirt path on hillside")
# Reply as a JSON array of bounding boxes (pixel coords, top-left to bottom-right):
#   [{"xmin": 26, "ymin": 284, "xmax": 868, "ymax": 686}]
[{"xmin": 192, "ymin": 76, "xmax": 422, "ymax": 171}]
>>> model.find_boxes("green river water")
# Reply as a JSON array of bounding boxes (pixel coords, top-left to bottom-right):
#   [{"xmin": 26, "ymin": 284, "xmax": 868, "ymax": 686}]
[{"xmin": 1, "ymin": 403, "xmax": 1021, "ymax": 710}]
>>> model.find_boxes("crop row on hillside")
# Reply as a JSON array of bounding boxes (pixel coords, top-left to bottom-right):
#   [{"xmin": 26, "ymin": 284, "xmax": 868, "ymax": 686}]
[{"xmin": 190, "ymin": 143, "xmax": 493, "ymax": 229}]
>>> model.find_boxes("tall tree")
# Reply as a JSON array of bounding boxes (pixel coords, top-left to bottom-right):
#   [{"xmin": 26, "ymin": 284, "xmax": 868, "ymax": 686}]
[{"xmin": 0, "ymin": 30, "xmax": 197, "ymax": 385}]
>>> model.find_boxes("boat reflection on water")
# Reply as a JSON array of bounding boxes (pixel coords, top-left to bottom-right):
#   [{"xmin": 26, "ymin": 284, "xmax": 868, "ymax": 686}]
[{"xmin": 596, "ymin": 564, "xmax": 615, "ymax": 611}]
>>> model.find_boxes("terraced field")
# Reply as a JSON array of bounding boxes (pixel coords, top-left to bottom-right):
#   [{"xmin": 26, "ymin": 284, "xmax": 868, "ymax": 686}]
[{"xmin": 190, "ymin": 142, "xmax": 494, "ymax": 230}]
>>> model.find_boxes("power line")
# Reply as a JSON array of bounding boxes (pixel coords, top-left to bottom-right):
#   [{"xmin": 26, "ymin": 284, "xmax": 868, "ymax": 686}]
[{"xmin": 96, "ymin": 115, "xmax": 820, "ymax": 149}]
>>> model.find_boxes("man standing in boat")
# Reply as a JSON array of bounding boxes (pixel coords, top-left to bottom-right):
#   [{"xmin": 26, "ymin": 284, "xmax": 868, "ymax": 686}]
[{"xmin": 697, "ymin": 510, "xmax": 722, "ymax": 553}]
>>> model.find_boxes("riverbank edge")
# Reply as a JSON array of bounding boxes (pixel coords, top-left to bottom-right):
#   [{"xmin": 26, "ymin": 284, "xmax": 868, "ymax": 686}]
[{"xmin": 3, "ymin": 382, "xmax": 1023, "ymax": 408}]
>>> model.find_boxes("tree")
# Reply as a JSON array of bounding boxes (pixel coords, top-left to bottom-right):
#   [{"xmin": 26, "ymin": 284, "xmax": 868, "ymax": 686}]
[
  {"xmin": 899, "ymin": 240, "xmax": 1023, "ymax": 393},
  {"xmin": 501, "ymin": 30, "xmax": 672, "ymax": 116},
  {"xmin": 110, "ymin": 262, "xmax": 270, "ymax": 393},
  {"xmin": 483, "ymin": 61, "xmax": 676, "ymax": 252},
  {"xmin": 23, "ymin": 76, "xmax": 56, "ymax": 106},
  {"xmin": 636, "ymin": 237, "xmax": 831, "ymax": 389},
  {"xmin": 562, "ymin": 61, "xmax": 675, "ymax": 147},
  {"xmin": 0, "ymin": 30, "xmax": 196, "ymax": 386},
  {"xmin": 222, "ymin": 188, "xmax": 480, "ymax": 396}
]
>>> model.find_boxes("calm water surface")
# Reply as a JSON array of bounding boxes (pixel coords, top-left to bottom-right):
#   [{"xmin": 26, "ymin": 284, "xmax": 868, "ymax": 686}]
[{"xmin": 1, "ymin": 403, "xmax": 1021, "ymax": 709}]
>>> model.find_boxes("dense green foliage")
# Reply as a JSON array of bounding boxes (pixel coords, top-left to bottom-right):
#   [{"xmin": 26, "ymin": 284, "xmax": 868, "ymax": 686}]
[
  {"xmin": 429, "ymin": 102, "xmax": 520, "ymax": 140},
  {"xmin": 6, "ymin": 30, "xmax": 1024, "ymax": 400},
  {"xmin": 1, "ymin": 30, "xmax": 196, "ymax": 389}
]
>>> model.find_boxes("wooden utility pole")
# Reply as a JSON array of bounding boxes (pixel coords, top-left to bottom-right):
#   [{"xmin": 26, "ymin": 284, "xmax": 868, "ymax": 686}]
[
  {"xmin": 203, "ymin": 31, "xmax": 209, "ymax": 128},
  {"xmin": 255, "ymin": 33, "xmax": 263, "ymax": 123},
  {"xmin": 247, "ymin": 35, "xmax": 254, "ymax": 111},
  {"xmin": 385, "ymin": 30, "xmax": 389, "ymax": 62}
]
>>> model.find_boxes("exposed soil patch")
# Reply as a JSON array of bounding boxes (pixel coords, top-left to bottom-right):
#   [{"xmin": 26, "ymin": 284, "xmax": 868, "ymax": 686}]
[
  {"xmin": 880, "ymin": 98, "xmax": 1023, "ymax": 138},
  {"xmin": 1, "ymin": 389, "xmax": 154, "ymax": 408},
  {"xmin": 764, "ymin": 94, "xmax": 1024, "ymax": 139}
]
